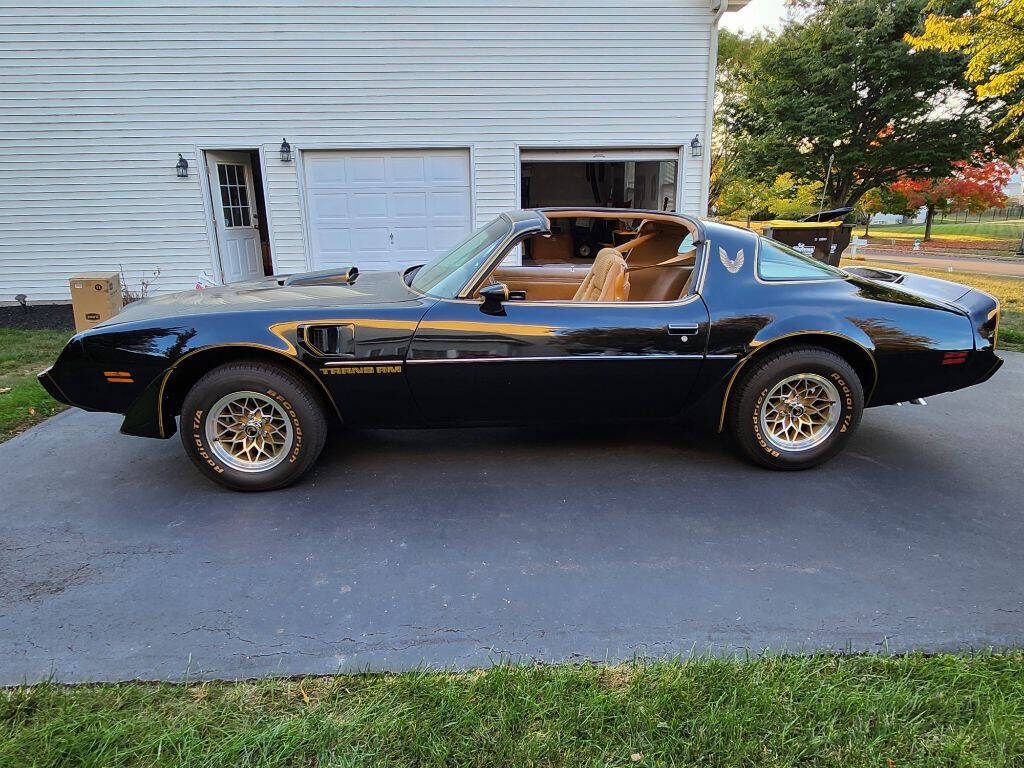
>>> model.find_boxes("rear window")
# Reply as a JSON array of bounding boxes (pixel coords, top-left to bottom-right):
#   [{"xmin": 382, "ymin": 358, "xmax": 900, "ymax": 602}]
[{"xmin": 757, "ymin": 238, "xmax": 845, "ymax": 281}]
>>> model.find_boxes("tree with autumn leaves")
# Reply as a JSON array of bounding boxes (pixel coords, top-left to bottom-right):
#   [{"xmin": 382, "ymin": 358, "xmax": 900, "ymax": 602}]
[
  {"xmin": 714, "ymin": 0, "xmax": 1021, "ymax": 217},
  {"xmin": 888, "ymin": 160, "xmax": 1012, "ymax": 240},
  {"xmin": 906, "ymin": 0, "xmax": 1024, "ymax": 143}
]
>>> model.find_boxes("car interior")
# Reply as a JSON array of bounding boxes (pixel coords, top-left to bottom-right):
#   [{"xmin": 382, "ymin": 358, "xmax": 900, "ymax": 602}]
[{"xmin": 479, "ymin": 212, "xmax": 699, "ymax": 303}]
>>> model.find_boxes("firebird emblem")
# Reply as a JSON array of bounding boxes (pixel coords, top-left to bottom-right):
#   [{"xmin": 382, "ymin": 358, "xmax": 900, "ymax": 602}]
[{"xmin": 719, "ymin": 246, "xmax": 745, "ymax": 274}]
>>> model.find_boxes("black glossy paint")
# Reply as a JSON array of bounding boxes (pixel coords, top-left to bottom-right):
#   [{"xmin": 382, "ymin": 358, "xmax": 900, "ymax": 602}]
[{"xmin": 39, "ymin": 208, "xmax": 1003, "ymax": 441}]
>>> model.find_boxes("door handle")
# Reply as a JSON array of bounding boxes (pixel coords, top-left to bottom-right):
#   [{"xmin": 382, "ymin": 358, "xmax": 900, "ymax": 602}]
[{"xmin": 667, "ymin": 324, "xmax": 699, "ymax": 336}]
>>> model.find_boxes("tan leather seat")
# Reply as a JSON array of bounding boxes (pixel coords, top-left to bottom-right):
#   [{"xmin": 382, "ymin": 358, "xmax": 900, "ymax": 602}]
[
  {"xmin": 624, "ymin": 222, "xmax": 695, "ymax": 301},
  {"xmin": 572, "ymin": 247, "xmax": 630, "ymax": 302}
]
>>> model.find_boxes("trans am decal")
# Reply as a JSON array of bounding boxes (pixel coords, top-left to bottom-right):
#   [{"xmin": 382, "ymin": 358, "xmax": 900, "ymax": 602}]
[
  {"xmin": 320, "ymin": 364, "xmax": 403, "ymax": 375},
  {"xmin": 719, "ymin": 246, "xmax": 745, "ymax": 274}
]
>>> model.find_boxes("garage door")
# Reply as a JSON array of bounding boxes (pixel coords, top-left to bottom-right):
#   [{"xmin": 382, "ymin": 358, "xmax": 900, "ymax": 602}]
[{"xmin": 303, "ymin": 149, "xmax": 472, "ymax": 272}]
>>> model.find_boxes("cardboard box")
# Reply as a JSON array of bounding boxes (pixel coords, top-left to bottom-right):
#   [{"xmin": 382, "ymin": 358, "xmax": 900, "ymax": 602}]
[{"xmin": 69, "ymin": 273, "xmax": 123, "ymax": 332}]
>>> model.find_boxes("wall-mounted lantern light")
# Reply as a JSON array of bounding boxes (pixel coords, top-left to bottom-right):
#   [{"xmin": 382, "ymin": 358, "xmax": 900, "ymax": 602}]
[
  {"xmin": 690, "ymin": 134, "xmax": 703, "ymax": 158},
  {"xmin": 175, "ymin": 154, "xmax": 189, "ymax": 178},
  {"xmin": 280, "ymin": 138, "xmax": 292, "ymax": 162}
]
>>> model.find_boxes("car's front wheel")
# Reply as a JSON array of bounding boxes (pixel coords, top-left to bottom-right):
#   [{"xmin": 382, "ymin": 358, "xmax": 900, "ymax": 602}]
[
  {"xmin": 180, "ymin": 361, "xmax": 327, "ymax": 491},
  {"xmin": 727, "ymin": 346, "xmax": 863, "ymax": 470}
]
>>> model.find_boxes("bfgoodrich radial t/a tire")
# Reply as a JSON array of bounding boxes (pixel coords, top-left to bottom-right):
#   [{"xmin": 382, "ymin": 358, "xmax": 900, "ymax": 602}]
[
  {"xmin": 180, "ymin": 361, "xmax": 327, "ymax": 491},
  {"xmin": 727, "ymin": 347, "xmax": 864, "ymax": 470}
]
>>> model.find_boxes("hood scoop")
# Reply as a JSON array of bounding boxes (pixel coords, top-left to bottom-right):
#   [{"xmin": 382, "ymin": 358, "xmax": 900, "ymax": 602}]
[{"xmin": 281, "ymin": 266, "xmax": 359, "ymax": 287}]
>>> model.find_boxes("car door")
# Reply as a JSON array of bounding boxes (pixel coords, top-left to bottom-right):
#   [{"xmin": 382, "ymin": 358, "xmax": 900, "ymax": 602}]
[{"xmin": 404, "ymin": 295, "xmax": 710, "ymax": 424}]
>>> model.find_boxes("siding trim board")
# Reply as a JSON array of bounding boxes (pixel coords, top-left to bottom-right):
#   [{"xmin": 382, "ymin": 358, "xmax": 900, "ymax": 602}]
[{"xmin": 0, "ymin": 0, "xmax": 729, "ymax": 302}]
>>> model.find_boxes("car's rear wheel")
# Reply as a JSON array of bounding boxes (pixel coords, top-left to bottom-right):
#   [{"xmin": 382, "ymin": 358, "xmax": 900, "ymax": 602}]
[
  {"xmin": 180, "ymin": 361, "xmax": 327, "ymax": 491},
  {"xmin": 727, "ymin": 346, "xmax": 863, "ymax": 470}
]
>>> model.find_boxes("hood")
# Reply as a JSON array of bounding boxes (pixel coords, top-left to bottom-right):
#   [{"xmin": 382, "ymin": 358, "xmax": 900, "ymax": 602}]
[{"xmin": 98, "ymin": 268, "xmax": 421, "ymax": 327}]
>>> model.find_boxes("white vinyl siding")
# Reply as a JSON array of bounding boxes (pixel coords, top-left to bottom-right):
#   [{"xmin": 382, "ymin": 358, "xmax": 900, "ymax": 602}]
[{"xmin": 1, "ymin": 0, "xmax": 718, "ymax": 301}]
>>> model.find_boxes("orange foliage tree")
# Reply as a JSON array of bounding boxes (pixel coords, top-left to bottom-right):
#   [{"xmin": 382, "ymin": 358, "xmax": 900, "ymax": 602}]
[{"xmin": 890, "ymin": 160, "xmax": 1011, "ymax": 240}]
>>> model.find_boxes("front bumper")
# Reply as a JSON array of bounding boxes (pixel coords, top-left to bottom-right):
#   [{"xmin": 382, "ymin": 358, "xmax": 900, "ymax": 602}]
[{"xmin": 37, "ymin": 366, "xmax": 73, "ymax": 406}]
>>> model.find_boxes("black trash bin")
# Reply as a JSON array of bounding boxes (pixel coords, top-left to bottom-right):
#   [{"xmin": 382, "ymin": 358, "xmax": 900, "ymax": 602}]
[
  {"xmin": 722, "ymin": 208, "xmax": 855, "ymax": 267},
  {"xmin": 763, "ymin": 221, "xmax": 854, "ymax": 267}
]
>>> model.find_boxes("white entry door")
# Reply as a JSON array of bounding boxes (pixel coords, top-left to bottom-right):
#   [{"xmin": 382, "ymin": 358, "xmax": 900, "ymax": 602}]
[
  {"xmin": 303, "ymin": 149, "xmax": 472, "ymax": 272},
  {"xmin": 206, "ymin": 151, "xmax": 265, "ymax": 284}
]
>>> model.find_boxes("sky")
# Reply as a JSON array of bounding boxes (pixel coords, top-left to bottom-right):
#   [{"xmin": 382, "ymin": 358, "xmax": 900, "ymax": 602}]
[{"xmin": 721, "ymin": 0, "xmax": 793, "ymax": 33}]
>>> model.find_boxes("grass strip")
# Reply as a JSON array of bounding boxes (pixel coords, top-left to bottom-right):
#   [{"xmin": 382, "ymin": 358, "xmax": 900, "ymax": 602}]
[
  {"xmin": 0, "ymin": 328, "xmax": 72, "ymax": 442},
  {"xmin": 3, "ymin": 654, "xmax": 1023, "ymax": 767}
]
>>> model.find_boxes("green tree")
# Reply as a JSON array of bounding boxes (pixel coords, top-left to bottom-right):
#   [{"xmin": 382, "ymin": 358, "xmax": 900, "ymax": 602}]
[
  {"xmin": 710, "ymin": 30, "xmax": 768, "ymax": 211},
  {"xmin": 729, "ymin": 0, "xmax": 1010, "ymax": 210},
  {"xmin": 857, "ymin": 186, "xmax": 913, "ymax": 235},
  {"xmin": 906, "ymin": 0, "xmax": 1024, "ymax": 142},
  {"xmin": 717, "ymin": 173, "xmax": 822, "ymax": 223}
]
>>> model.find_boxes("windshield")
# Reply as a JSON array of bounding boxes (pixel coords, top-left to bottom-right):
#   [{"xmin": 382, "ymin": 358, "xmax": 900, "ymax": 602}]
[{"xmin": 410, "ymin": 217, "xmax": 511, "ymax": 298}]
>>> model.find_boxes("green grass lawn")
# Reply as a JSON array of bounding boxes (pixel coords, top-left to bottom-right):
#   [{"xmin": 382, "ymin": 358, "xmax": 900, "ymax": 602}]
[
  {"xmin": 841, "ymin": 259, "xmax": 1024, "ymax": 352},
  {"xmin": 3, "ymin": 654, "xmax": 1024, "ymax": 768},
  {"xmin": 0, "ymin": 328, "xmax": 72, "ymax": 442},
  {"xmin": 863, "ymin": 218, "xmax": 1024, "ymax": 244}
]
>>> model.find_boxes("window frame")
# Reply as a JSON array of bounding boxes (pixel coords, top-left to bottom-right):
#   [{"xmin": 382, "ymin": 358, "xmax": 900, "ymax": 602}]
[
  {"xmin": 754, "ymin": 236, "xmax": 847, "ymax": 284},
  {"xmin": 454, "ymin": 217, "xmax": 707, "ymax": 308},
  {"xmin": 216, "ymin": 162, "xmax": 253, "ymax": 229}
]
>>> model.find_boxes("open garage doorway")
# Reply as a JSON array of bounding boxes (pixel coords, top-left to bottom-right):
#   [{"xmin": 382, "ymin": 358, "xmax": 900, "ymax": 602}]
[
  {"xmin": 519, "ymin": 148, "xmax": 682, "ymax": 262},
  {"xmin": 520, "ymin": 148, "xmax": 680, "ymax": 212}
]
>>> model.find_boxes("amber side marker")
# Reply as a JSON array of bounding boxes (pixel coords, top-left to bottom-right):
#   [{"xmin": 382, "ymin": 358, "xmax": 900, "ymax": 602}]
[{"xmin": 103, "ymin": 370, "xmax": 134, "ymax": 383}]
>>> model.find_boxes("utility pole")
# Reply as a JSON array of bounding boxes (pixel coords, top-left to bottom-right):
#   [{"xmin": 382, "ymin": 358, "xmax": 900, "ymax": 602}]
[{"xmin": 818, "ymin": 153, "xmax": 835, "ymax": 216}]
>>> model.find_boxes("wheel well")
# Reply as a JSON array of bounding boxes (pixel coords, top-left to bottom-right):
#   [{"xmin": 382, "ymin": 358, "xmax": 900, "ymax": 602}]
[
  {"xmin": 162, "ymin": 346, "xmax": 341, "ymax": 427},
  {"xmin": 717, "ymin": 333, "xmax": 877, "ymax": 431}
]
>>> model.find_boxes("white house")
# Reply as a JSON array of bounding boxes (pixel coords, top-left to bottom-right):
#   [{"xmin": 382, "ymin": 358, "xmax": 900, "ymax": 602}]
[{"xmin": 1, "ymin": 0, "xmax": 745, "ymax": 303}]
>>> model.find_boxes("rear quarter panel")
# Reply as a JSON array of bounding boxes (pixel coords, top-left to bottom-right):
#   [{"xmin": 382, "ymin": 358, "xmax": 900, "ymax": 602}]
[{"xmin": 698, "ymin": 223, "xmax": 976, "ymax": 412}]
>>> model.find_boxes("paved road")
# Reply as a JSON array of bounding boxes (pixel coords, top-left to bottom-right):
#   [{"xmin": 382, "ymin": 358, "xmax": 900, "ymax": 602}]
[
  {"xmin": 2, "ymin": 353, "xmax": 1023, "ymax": 684},
  {"xmin": 851, "ymin": 251, "xmax": 1024, "ymax": 278}
]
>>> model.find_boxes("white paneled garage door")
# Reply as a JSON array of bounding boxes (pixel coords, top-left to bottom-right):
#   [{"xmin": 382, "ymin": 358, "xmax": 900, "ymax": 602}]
[{"xmin": 303, "ymin": 149, "xmax": 473, "ymax": 272}]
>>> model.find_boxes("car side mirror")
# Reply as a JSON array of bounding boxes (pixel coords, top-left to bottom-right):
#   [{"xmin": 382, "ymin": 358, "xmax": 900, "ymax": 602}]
[{"xmin": 479, "ymin": 282, "xmax": 509, "ymax": 315}]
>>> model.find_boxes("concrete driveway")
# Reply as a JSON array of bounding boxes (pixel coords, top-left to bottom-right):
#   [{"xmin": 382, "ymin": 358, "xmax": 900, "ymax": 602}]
[{"xmin": 2, "ymin": 353, "xmax": 1023, "ymax": 684}]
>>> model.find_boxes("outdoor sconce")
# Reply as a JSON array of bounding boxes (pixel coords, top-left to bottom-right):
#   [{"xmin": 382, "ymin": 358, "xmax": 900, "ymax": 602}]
[
  {"xmin": 690, "ymin": 134, "xmax": 703, "ymax": 158},
  {"xmin": 175, "ymin": 154, "xmax": 188, "ymax": 178},
  {"xmin": 280, "ymin": 138, "xmax": 292, "ymax": 162}
]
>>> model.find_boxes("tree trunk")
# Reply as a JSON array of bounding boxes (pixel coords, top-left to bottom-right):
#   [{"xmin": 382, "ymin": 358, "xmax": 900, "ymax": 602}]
[
  {"xmin": 923, "ymin": 205, "xmax": 935, "ymax": 242},
  {"xmin": 864, "ymin": 218, "xmax": 871, "ymax": 237}
]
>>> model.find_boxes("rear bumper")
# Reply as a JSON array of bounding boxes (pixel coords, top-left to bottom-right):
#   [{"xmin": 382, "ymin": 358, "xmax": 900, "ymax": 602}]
[{"xmin": 975, "ymin": 355, "xmax": 1003, "ymax": 386}]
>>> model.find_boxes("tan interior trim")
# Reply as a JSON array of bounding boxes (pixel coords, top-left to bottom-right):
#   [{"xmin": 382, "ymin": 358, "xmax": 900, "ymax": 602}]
[
  {"xmin": 626, "ymin": 253, "xmax": 696, "ymax": 271},
  {"xmin": 615, "ymin": 232, "xmax": 656, "ymax": 252},
  {"xmin": 543, "ymin": 210, "xmax": 690, "ymax": 226}
]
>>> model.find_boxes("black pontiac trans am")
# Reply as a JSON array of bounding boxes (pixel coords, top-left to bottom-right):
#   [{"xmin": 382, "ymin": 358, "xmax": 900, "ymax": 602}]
[{"xmin": 40, "ymin": 208, "xmax": 1002, "ymax": 491}]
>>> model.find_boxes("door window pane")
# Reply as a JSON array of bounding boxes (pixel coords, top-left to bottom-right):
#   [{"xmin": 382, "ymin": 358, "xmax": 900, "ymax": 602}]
[{"xmin": 218, "ymin": 163, "xmax": 251, "ymax": 228}]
